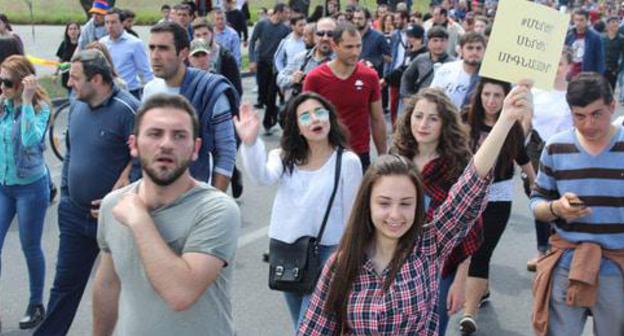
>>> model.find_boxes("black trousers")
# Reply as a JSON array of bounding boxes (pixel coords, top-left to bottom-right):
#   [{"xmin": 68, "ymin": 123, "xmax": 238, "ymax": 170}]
[
  {"xmin": 604, "ymin": 69, "xmax": 618, "ymax": 91},
  {"xmin": 257, "ymin": 60, "xmax": 279, "ymax": 129},
  {"xmin": 468, "ymin": 201, "xmax": 512, "ymax": 279}
]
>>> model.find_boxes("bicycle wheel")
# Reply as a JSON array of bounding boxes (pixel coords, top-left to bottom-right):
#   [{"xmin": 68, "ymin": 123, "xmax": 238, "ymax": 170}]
[{"xmin": 49, "ymin": 98, "xmax": 70, "ymax": 161}]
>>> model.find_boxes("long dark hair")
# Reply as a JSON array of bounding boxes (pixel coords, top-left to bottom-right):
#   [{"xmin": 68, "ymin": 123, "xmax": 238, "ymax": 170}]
[
  {"xmin": 280, "ymin": 92, "xmax": 348, "ymax": 174},
  {"xmin": 393, "ymin": 88, "xmax": 472, "ymax": 180},
  {"xmin": 63, "ymin": 21, "xmax": 80, "ymax": 45},
  {"xmin": 324, "ymin": 155, "xmax": 426, "ymax": 331},
  {"xmin": 464, "ymin": 77, "xmax": 524, "ymax": 178}
]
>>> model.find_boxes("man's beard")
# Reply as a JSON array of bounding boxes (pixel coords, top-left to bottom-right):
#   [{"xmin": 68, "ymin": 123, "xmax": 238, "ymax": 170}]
[
  {"xmin": 464, "ymin": 59, "xmax": 481, "ymax": 67},
  {"xmin": 141, "ymin": 155, "xmax": 192, "ymax": 186},
  {"xmin": 319, "ymin": 43, "xmax": 331, "ymax": 55}
]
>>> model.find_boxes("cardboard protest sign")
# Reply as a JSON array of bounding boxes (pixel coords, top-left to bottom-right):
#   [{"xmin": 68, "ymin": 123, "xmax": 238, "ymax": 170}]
[{"xmin": 479, "ymin": 0, "xmax": 569, "ymax": 90}]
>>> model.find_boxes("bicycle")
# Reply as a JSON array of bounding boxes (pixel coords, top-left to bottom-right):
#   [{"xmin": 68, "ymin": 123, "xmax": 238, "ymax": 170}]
[{"xmin": 49, "ymin": 97, "xmax": 70, "ymax": 161}]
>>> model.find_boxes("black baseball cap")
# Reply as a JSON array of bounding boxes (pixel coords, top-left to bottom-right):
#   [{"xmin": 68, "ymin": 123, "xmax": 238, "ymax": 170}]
[{"xmin": 406, "ymin": 25, "xmax": 425, "ymax": 39}]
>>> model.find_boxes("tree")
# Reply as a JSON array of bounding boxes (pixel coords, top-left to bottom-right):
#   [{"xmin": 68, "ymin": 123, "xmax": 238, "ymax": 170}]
[{"xmin": 79, "ymin": 0, "xmax": 117, "ymax": 19}]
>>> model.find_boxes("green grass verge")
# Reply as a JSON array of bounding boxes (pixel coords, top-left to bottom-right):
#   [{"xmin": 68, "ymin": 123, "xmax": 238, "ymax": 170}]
[
  {"xmin": 1, "ymin": 0, "xmax": 429, "ymax": 25},
  {"xmin": 39, "ymin": 75, "xmax": 68, "ymax": 100}
]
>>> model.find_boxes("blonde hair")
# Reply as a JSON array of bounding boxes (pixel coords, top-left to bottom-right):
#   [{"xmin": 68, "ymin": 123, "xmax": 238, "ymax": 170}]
[{"xmin": 1, "ymin": 55, "xmax": 50, "ymax": 111}]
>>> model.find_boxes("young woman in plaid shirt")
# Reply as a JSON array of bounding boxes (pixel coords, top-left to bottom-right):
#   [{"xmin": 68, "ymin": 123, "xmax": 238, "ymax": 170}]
[
  {"xmin": 297, "ymin": 82, "xmax": 533, "ymax": 335},
  {"xmin": 392, "ymin": 88, "xmax": 478, "ymax": 335}
]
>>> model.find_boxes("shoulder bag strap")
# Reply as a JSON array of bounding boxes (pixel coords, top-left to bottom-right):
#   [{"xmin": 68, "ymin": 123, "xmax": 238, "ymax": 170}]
[
  {"xmin": 316, "ymin": 147, "xmax": 343, "ymax": 242},
  {"xmin": 299, "ymin": 49, "xmax": 314, "ymax": 72}
]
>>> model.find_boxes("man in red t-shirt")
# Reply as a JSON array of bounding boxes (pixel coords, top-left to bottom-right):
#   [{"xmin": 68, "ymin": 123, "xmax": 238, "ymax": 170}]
[{"xmin": 303, "ymin": 23, "xmax": 387, "ymax": 171}]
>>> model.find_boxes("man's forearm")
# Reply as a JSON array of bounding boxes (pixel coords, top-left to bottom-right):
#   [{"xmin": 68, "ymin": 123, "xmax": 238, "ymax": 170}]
[
  {"xmin": 371, "ymin": 113, "xmax": 388, "ymax": 155},
  {"xmin": 533, "ymin": 200, "xmax": 559, "ymax": 222},
  {"xmin": 129, "ymin": 218, "xmax": 208, "ymax": 311},
  {"xmin": 212, "ymin": 173, "xmax": 230, "ymax": 192},
  {"xmin": 112, "ymin": 161, "xmax": 132, "ymax": 191},
  {"xmin": 92, "ymin": 256, "xmax": 120, "ymax": 336}
]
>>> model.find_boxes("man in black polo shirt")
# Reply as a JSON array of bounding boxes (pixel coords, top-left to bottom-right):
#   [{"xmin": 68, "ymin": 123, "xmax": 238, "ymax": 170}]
[{"xmin": 248, "ymin": 3, "xmax": 291, "ymax": 132}]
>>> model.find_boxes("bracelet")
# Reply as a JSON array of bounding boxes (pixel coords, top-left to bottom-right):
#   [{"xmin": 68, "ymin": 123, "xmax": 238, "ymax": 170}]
[{"xmin": 549, "ymin": 201, "xmax": 559, "ymax": 219}]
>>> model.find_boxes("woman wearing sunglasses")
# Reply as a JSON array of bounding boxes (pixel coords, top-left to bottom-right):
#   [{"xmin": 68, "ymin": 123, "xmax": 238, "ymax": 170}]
[
  {"xmin": 297, "ymin": 82, "xmax": 533, "ymax": 335},
  {"xmin": 0, "ymin": 55, "xmax": 51, "ymax": 329},
  {"xmin": 234, "ymin": 92, "xmax": 363, "ymax": 330}
]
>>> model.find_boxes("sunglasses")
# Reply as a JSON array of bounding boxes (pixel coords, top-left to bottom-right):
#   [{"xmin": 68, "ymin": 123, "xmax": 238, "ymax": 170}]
[
  {"xmin": 298, "ymin": 108, "xmax": 330, "ymax": 126},
  {"xmin": 315, "ymin": 30, "xmax": 334, "ymax": 37},
  {"xmin": 0, "ymin": 77, "xmax": 14, "ymax": 88}
]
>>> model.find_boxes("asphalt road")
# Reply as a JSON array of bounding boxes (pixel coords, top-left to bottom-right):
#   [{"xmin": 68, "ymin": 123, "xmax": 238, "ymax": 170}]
[{"xmin": 0, "ymin": 25, "xmax": 598, "ymax": 336}]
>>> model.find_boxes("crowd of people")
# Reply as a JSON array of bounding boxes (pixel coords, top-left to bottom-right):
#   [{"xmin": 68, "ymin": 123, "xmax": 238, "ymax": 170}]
[{"xmin": 0, "ymin": 0, "xmax": 623, "ymax": 335}]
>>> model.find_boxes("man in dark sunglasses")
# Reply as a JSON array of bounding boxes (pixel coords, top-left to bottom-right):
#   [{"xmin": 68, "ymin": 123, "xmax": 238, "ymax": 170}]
[{"xmin": 277, "ymin": 17, "xmax": 336, "ymax": 102}]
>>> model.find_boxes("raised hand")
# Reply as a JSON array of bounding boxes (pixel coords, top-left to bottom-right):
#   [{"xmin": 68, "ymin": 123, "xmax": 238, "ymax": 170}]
[
  {"xmin": 112, "ymin": 192, "xmax": 150, "ymax": 228},
  {"xmin": 501, "ymin": 79, "xmax": 533, "ymax": 124},
  {"xmin": 21, "ymin": 75, "xmax": 38, "ymax": 104},
  {"xmin": 233, "ymin": 103, "xmax": 260, "ymax": 145}
]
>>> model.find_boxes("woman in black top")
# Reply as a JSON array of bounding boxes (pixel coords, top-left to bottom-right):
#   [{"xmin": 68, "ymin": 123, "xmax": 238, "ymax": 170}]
[
  {"xmin": 459, "ymin": 77, "xmax": 536, "ymax": 335},
  {"xmin": 55, "ymin": 22, "xmax": 80, "ymax": 91}
]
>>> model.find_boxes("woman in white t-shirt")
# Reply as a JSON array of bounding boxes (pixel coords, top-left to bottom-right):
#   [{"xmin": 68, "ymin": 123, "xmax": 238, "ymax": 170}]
[
  {"xmin": 234, "ymin": 92, "xmax": 363, "ymax": 331},
  {"xmin": 525, "ymin": 49, "xmax": 574, "ymax": 272}
]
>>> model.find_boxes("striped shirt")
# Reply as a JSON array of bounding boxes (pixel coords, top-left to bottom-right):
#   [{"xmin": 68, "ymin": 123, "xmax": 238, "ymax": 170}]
[{"xmin": 530, "ymin": 127, "xmax": 624, "ymax": 275}]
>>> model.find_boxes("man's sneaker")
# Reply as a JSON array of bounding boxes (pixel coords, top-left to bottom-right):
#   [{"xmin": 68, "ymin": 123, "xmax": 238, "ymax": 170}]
[
  {"xmin": 19, "ymin": 304, "xmax": 45, "ymax": 329},
  {"xmin": 479, "ymin": 291, "xmax": 491, "ymax": 307},
  {"xmin": 459, "ymin": 315, "xmax": 478, "ymax": 335}
]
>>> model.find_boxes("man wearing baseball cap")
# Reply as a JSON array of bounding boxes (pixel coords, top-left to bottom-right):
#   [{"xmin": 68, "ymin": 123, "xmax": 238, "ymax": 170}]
[{"xmin": 77, "ymin": 0, "xmax": 110, "ymax": 50}]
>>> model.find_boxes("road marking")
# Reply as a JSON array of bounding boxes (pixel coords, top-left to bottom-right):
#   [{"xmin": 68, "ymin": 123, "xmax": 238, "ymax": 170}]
[{"xmin": 238, "ymin": 225, "xmax": 268, "ymax": 248}]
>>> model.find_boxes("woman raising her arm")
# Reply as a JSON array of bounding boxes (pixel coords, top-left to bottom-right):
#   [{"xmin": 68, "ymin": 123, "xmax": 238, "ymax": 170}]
[{"xmin": 297, "ymin": 82, "xmax": 533, "ymax": 335}]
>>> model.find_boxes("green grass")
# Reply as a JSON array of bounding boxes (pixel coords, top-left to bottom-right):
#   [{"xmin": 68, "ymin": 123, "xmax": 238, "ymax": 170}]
[
  {"xmin": 39, "ymin": 75, "xmax": 68, "ymax": 100},
  {"xmin": 1, "ymin": 0, "xmax": 429, "ymax": 25}
]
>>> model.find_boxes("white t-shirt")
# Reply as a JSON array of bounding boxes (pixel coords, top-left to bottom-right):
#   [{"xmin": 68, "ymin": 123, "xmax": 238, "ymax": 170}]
[
  {"xmin": 429, "ymin": 60, "xmax": 472, "ymax": 109},
  {"xmin": 240, "ymin": 139, "xmax": 363, "ymax": 245},
  {"xmin": 531, "ymin": 88, "xmax": 574, "ymax": 142},
  {"xmin": 142, "ymin": 78, "xmax": 181, "ymax": 100}
]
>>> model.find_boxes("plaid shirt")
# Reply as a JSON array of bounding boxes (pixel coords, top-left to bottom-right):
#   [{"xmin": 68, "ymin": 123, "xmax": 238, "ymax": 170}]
[
  {"xmin": 298, "ymin": 162, "xmax": 492, "ymax": 335},
  {"xmin": 421, "ymin": 158, "xmax": 483, "ymax": 277}
]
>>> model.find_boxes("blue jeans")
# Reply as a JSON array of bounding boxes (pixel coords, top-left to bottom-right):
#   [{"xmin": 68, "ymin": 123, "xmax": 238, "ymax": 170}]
[
  {"xmin": 437, "ymin": 269, "xmax": 457, "ymax": 336},
  {"xmin": 548, "ymin": 265, "xmax": 624, "ymax": 336},
  {"xmin": 0, "ymin": 175, "xmax": 49, "ymax": 305},
  {"xmin": 34, "ymin": 197, "xmax": 100, "ymax": 336},
  {"xmin": 283, "ymin": 244, "xmax": 336, "ymax": 331},
  {"xmin": 618, "ymin": 71, "xmax": 624, "ymax": 102}
]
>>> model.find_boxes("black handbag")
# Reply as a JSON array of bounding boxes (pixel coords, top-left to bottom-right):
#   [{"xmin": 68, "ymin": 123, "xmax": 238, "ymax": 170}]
[{"xmin": 268, "ymin": 147, "xmax": 343, "ymax": 294}]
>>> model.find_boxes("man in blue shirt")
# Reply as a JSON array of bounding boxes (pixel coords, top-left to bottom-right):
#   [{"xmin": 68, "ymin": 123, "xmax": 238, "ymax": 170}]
[
  {"xmin": 143, "ymin": 22, "xmax": 238, "ymax": 192},
  {"xmin": 35, "ymin": 49, "xmax": 139, "ymax": 336},
  {"xmin": 352, "ymin": 6, "xmax": 391, "ymax": 78},
  {"xmin": 212, "ymin": 8, "xmax": 241, "ymax": 67},
  {"xmin": 530, "ymin": 73, "xmax": 624, "ymax": 336},
  {"xmin": 100, "ymin": 8, "xmax": 153, "ymax": 99}
]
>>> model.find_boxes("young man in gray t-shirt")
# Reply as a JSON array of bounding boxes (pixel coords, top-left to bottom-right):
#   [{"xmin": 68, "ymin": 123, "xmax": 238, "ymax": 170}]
[{"xmin": 93, "ymin": 94, "xmax": 240, "ymax": 336}]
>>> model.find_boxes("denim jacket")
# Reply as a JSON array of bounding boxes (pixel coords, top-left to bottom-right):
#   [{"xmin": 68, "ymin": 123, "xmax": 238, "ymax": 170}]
[{"xmin": 0, "ymin": 100, "xmax": 49, "ymax": 184}]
